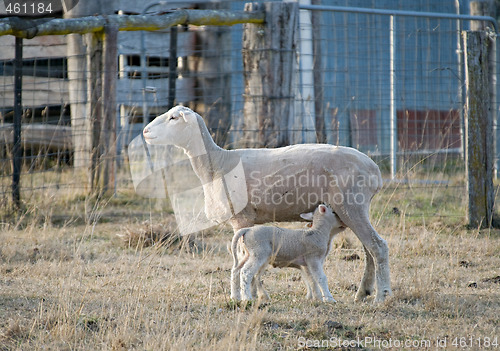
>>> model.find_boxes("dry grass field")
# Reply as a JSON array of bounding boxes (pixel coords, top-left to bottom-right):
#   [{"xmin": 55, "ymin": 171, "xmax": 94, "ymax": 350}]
[{"xmin": 1, "ymin": 172, "xmax": 499, "ymax": 350}]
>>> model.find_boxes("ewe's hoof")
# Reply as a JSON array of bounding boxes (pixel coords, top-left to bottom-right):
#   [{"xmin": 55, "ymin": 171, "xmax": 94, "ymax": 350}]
[
  {"xmin": 374, "ymin": 289, "xmax": 393, "ymax": 304},
  {"xmin": 323, "ymin": 297, "xmax": 337, "ymax": 303},
  {"xmin": 241, "ymin": 299, "xmax": 254, "ymax": 308},
  {"xmin": 354, "ymin": 289, "xmax": 373, "ymax": 302},
  {"xmin": 257, "ymin": 295, "xmax": 270, "ymax": 302}
]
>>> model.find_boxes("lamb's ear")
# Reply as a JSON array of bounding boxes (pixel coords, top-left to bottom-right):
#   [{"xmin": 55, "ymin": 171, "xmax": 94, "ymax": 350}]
[
  {"xmin": 300, "ymin": 212, "xmax": 314, "ymax": 221},
  {"xmin": 319, "ymin": 204, "xmax": 327, "ymax": 214}
]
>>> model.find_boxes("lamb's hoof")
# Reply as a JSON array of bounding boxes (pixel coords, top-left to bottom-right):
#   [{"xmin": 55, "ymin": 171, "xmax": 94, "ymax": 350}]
[
  {"xmin": 227, "ymin": 299, "xmax": 241, "ymax": 310},
  {"xmin": 323, "ymin": 297, "xmax": 337, "ymax": 303},
  {"xmin": 227, "ymin": 298, "xmax": 254, "ymax": 310}
]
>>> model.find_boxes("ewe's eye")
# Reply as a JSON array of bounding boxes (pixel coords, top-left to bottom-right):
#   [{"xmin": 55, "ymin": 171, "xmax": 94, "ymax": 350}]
[{"xmin": 169, "ymin": 114, "xmax": 180, "ymax": 121}]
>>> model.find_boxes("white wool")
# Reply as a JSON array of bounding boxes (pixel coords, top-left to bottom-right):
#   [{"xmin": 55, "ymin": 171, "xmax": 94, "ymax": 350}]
[{"xmin": 230, "ymin": 205, "xmax": 345, "ymax": 302}]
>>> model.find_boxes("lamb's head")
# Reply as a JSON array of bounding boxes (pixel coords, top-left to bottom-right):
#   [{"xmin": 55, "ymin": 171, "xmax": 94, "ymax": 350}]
[
  {"xmin": 300, "ymin": 204, "xmax": 343, "ymax": 229},
  {"xmin": 143, "ymin": 105, "xmax": 199, "ymax": 147}
]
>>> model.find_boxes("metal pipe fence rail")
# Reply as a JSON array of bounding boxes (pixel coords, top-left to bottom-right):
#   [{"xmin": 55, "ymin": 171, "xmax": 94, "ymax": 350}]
[{"xmin": 0, "ymin": 1, "xmax": 498, "ymax": 227}]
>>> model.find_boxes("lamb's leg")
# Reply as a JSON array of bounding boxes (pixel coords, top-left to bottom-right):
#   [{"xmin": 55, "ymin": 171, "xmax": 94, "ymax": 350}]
[
  {"xmin": 231, "ymin": 247, "xmax": 247, "ymax": 301},
  {"xmin": 253, "ymin": 265, "xmax": 270, "ymax": 301},
  {"xmin": 240, "ymin": 258, "xmax": 263, "ymax": 301},
  {"xmin": 231, "ymin": 265, "xmax": 241, "ymax": 301},
  {"xmin": 300, "ymin": 266, "xmax": 322, "ymax": 300},
  {"xmin": 302, "ymin": 268, "xmax": 314, "ymax": 299},
  {"xmin": 251, "ymin": 277, "xmax": 258, "ymax": 298},
  {"xmin": 336, "ymin": 203, "xmax": 392, "ymax": 303},
  {"xmin": 306, "ymin": 258, "xmax": 336, "ymax": 303}
]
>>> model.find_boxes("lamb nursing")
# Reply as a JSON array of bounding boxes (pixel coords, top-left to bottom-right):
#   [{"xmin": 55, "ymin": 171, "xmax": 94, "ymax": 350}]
[
  {"xmin": 231, "ymin": 204, "xmax": 345, "ymax": 302},
  {"xmin": 143, "ymin": 105, "xmax": 392, "ymax": 303}
]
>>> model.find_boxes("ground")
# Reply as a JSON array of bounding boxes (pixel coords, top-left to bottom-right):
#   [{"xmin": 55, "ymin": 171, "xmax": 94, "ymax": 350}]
[{"xmin": 0, "ymin": 173, "xmax": 499, "ymax": 350}]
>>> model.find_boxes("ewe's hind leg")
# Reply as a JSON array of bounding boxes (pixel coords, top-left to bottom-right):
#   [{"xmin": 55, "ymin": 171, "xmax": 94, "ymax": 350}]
[
  {"xmin": 337, "ymin": 203, "xmax": 392, "ymax": 303},
  {"xmin": 356, "ymin": 245, "xmax": 376, "ymax": 301}
]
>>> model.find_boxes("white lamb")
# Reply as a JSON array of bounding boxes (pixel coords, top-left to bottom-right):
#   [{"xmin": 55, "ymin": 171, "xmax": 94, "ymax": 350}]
[
  {"xmin": 143, "ymin": 105, "xmax": 392, "ymax": 303},
  {"xmin": 231, "ymin": 204, "xmax": 345, "ymax": 302}
]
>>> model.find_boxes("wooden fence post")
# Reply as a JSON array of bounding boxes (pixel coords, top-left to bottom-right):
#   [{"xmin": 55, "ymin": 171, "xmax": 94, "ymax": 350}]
[
  {"xmin": 470, "ymin": 1, "xmax": 498, "ymax": 180},
  {"xmin": 87, "ymin": 31, "xmax": 103, "ymax": 193},
  {"xmin": 470, "ymin": 0, "xmax": 495, "ymax": 31},
  {"xmin": 12, "ymin": 37, "xmax": 22, "ymax": 208},
  {"xmin": 192, "ymin": 2, "xmax": 232, "ymax": 147},
  {"xmin": 65, "ymin": 34, "xmax": 88, "ymax": 170},
  {"xmin": 463, "ymin": 30, "xmax": 495, "ymax": 228},
  {"xmin": 311, "ymin": 0, "xmax": 325, "ymax": 144},
  {"xmin": 242, "ymin": 2, "xmax": 298, "ymax": 147},
  {"xmin": 64, "ymin": 1, "xmax": 116, "ymax": 192},
  {"xmin": 101, "ymin": 23, "xmax": 118, "ymax": 194}
]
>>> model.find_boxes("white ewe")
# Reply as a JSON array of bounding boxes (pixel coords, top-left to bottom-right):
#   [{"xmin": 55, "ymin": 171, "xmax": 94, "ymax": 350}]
[
  {"xmin": 143, "ymin": 105, "xmax": 392, "ymax": 302},
  {"xmin": 231, "ymin": 204, "xmax": 345, "ymax": 302}
]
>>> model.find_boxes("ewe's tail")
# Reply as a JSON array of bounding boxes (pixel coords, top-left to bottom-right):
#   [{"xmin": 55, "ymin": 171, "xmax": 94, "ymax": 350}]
[{"xmin": 231, "ymin": 229, "xmax": 249, "ymax": 270}]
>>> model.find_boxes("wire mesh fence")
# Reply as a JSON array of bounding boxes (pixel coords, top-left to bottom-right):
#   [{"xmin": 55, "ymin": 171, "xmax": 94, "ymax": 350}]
[{"xmin": 0, "ymin": 0, "xmax": 498, "ymax": 224}]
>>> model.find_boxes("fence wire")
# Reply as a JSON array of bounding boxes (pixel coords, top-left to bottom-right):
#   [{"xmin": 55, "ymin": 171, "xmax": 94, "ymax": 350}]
[{"xmin": 0, "ymin": 0, "xmax": 499, "ymax": 223}]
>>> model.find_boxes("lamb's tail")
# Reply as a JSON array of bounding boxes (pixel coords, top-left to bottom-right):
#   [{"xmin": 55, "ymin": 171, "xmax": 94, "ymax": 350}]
[{"xmin": 231, "ymin": 228, "xmax": 249, "ymax": 270}]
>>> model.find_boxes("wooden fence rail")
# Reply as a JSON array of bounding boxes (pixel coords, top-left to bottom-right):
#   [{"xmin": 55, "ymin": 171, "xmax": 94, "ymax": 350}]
[{"xmin": 0, "ymin": 9, "xmax": 265, "ymax": 38}]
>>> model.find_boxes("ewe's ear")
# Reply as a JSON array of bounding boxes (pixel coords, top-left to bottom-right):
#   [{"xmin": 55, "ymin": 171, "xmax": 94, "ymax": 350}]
[
  {"xmin": 180, "ymin": 110, "xmax": 196, "ymax": 124},
  {"xmin": 300, "ymin": 212, "xmax": 314, "ymax": 221}
]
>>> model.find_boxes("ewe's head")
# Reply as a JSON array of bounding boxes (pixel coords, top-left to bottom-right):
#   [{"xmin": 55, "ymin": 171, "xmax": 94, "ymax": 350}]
[
  {"xmin": 143, "ymin": 105, "xmax": 200, "ymax": 148},
  {"xmin": 300, "ymin": 204, "xmax": 342, "ymax": 229}
]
